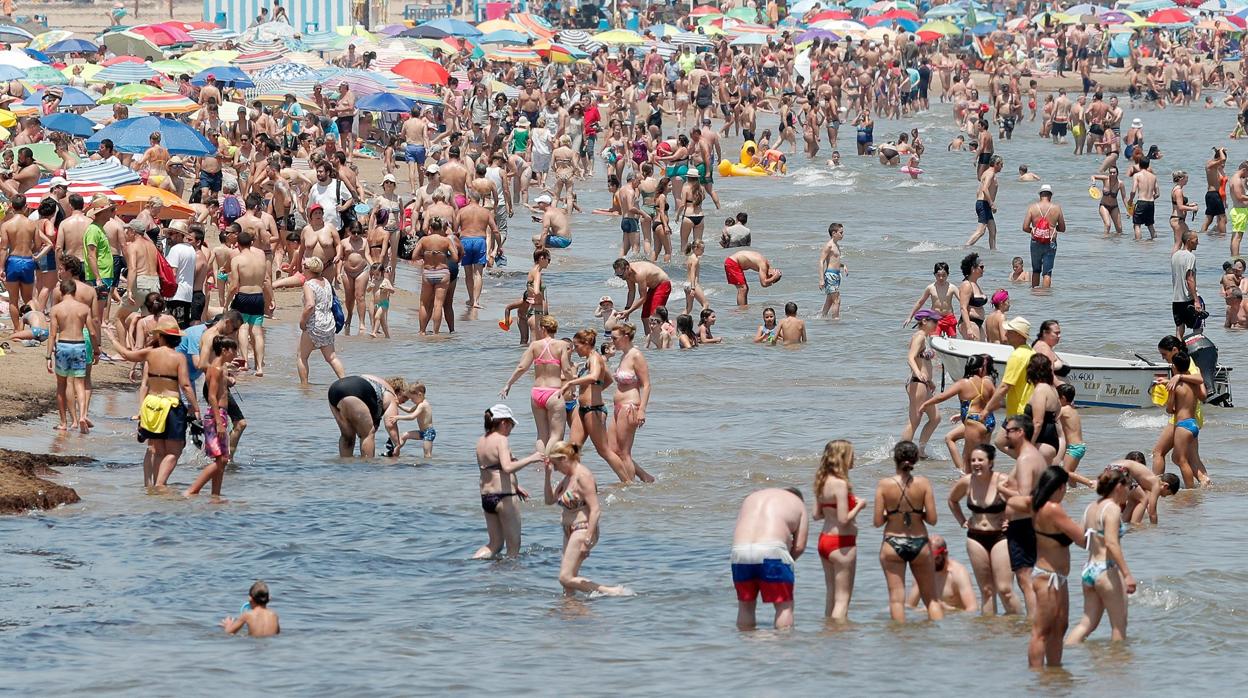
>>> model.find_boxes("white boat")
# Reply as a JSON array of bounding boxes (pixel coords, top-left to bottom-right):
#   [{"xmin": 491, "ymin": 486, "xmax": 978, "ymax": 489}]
[{"xmin": 930, "ymin": 337, "xmax": 1175, "ymax": 410}]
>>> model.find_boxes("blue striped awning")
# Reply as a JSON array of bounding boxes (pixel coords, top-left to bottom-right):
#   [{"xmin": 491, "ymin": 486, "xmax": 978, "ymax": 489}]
[
  {"xmin": 203, "ymin": 0, "xmax": 354, "ymax": 36},
  {"xmin": 65, "ymin": 159, "xmax": 143, "ymax": 187}
]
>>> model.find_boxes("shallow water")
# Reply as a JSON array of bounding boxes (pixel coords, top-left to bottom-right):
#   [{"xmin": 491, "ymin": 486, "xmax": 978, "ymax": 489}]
[{"xmin": 3, "ymin": 102, "xmax": 1248, "ymax": 693}]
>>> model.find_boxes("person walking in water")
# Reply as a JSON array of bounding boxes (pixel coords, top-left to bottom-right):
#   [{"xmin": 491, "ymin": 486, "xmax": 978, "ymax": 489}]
[{"xmin": 730, "ymin": 487, "xmax": 808, "ymax": 630}]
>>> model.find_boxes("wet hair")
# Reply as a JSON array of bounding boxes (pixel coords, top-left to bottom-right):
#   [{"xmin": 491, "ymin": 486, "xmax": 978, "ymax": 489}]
[
  {"xmin": 1057, "ymin": 383, "xmax": 1076, "ymax": 404},
  {"xmin": 534, "ymin": 249, "xmax": 551, "ymax": 263},
  {"xmin": 815, "ymin": 439, "xmax": 854, "ymax": 501},
  {"xmin": 1157, "ymin": 335, "xmax": 1184, "ymax": 352},
  {"xmin": 144, "ymin": 293, "xmax": 165, "ymax": 315},
  {"xmin": 249, "ymin": 581, "xmax": 270, "ymax": 607},
  {"xmin": 1031, "ymin": 465, "xmax": 1069, "ymax": 513},
  {"xmin": 1124, "ymin": 451, "xmax": 1147, "ymax": 464},
  {"xmin": 483, "ymin": 407, "xmax": 514, "ymax": 434},
  {"xmin": 1096, "ymin": 469, "xmax": 1130, "ymax": 498},
  {"xmin": 676, "ymin": 314, "xmax": 696, "ymax": 343},
  {"xmin": 960, "ymin": 253, "xmax": 981, "ymax": 278},
  {"xmin": 737, "ymin": 212, "xmax": 749, "ymax": 225},
  {"xmin": 1026, "ymin": 353, "xmax": 1055, "ymax": 385},
  {"xmin": 827, "ymin": 221, "xmax": 842, "ymax": 235},
  {"xmin": 211, "ymin": 335, "xmax": 238, "ymax": 354},
  {"xmin": 933, "ymin": 262, "xmax": 950, "ymax": 275},
  {"xmin": 1160, "ymin": 472, "xmax": 1182, "ymax": 494},
  {"xmin": 58, "ymin": 278, "xmax": 76, "ymax": 295},
  {"xmin": 963, "ymin": 353, "xmax": 995, "ymax": 379},
  {"xmin": 573, "ymin": 328, "xmax": 598, "ymax": 346},
  {"xmin": 893, "ymin": 440, "xmax": 919, "ymax": 472},
  {"xmin": 614, "ymin": 323, "xmax": 636, "ymax": 340},
  {"xmin": 1036, "ymin": 319, "xmax": 1060, "ymax": 341},
  {"xmin": 1006, "ymin": 414, "xmax": 1034, "ymax": 437},
  {"xmin": 651, "ymin": 306, "xmax": 669, "ymax": 324},
  {"xmin": 1172, "ymin": 350, "xmax": 1191, "ymax": 372},
  {"xmin": 698, "ymin": 308, "xmax": 715, "ymax": 329},
  {"xmin": 612, "ymin": 258, "xmax": 630, "ymax": 274},
  {"xmin": 970, "ymin": 443, "xmax": 996, "ymax": 465},
  {"xmin": 538, "ymin": 315, "xmax": 558, "ymax": 335},
  {"xmin": 783, "ymin": 486, "xmax": 805, "ymax": 501}
]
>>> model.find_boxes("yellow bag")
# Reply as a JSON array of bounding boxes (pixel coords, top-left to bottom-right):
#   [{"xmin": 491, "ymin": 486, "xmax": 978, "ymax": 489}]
[{"xmin": 139, "ymin": 395, "xmax": 179, "ymax": 434}]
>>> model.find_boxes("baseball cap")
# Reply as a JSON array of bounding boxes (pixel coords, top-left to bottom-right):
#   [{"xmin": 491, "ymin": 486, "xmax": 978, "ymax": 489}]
[
  {"xmin": 382, "ymin": 173, "xmax": 397, "ymax": 183},
  {"xmin": 1039, "ymin": 184, "xmax": 1052, "ymax": 194},
  {"xmin": 533, "ymin": 194, "xmax": 552, "ymax": 205},
  {"xmin": 425, "ymin": 163, "xmax": 440, "ymax": 174},
  {"xmin": 308, "ymin": 203, "xmax": 324, "ymax": 213},
  {"xmin": 488, "ymin": 403, "xmax": 515, "ymax": 421},
  {"xmin": 48, "ymin": 176, "xmax": 68, "ymax": 188},
  {"xmin": 1004, "ymin": 316, "xmax": 1032, "ymax": 337}
]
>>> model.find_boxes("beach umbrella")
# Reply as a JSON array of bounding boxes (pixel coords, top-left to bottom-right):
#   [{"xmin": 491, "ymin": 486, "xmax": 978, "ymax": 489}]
[
  {"xmin": 668, "ymin": 31, "xmax": 714, "ymax": 47},
  {"xmin": 22, "ymin": 86, "xmax": 95, "ymax": 107},
  {"xmin": 245, "ymin": 21, "xmax": 297, "ymax": 42},
  {"xmin": 476, "ymin": 19, "xmax": 528, "ymax": 34},
  {"xmin": 789, "ymin": 0, "xmax": 822, "ymax": 12},
  {"xmin": 880, "ymin": 8, "xmax": 920, "ymax": 20},
  {"xmin": 60, "ymin": 64, "xmax": 101, "ymax": 83},
  {"xmin": 918, "ymin": 19, "xmax": 961, "ymax": 35},
  {"xmin": 100, "ymin": 31, "xmax": 163, "ymax": 60},
  {"xmin": 233, "ymin": 50, "xmax": 288, "ymax": 73},
  {"xmin": 98, "ymin": 83, "xmax": 161, "ymax": 104},
  {"xmin": 236, "ymin": 36, "xmax": 287, "ymax": 53},
  {"xmin": 556, "ymin": 29, "xmax": 595, "ymax": 47},
  {"xmin": 29, "ymin": 30, "xmax": 74, "ymax": 51},
  {"xmin": 377, "ymin": 23, "xmax": 409, "ymax": 37},
  {"xmin": 391, "ymin": 58, "xmax": 449, "ymax": 85},
  {"xmin": 1099, "ymin": 10, "xmax": 1133, "ymax": 23},
  {"xmin": 485, "ymin": 45, "xmax": 541, "ymax": 63},
  {"xmin": 191, "ymin": 65, "xmax": 253, "ymax": 88},
  {"xmin": 418, "ymin": 18, "xmax": 482, "ymax": 37},
  {"xmin": 249, "ymin": 92, "xmax": 319, "ymax": 111},
  {"xmin": 1228, "ymin": 14, "xmax": 1248, "ymax": 26},
  {"xmin": 481, "ymin": 29, "xmax": 531, "ymax": 44},
  {"xmin": 284, "ymin": 52, "xmax": 330, "ymax": 69},
  {"xmin": 91, "ymin": 62, "xmax": 160, "ymax": 84},
  {"xmin": 1147, "ymin": 7, "xmax": 1194, "ymax": 22},
  {"xmin": 0, "ymin": 25, "xmax": 34, "ymax": 43},
  {"xmin": 41, "ymin": 112, "xmax": 95, "ymax": 137},
  {"xmin": 25, "ymin": 180, "xmax": 122, "ymax": 207},
  {"xmin": 333, "ymin": 24, "xmax": 377, "ymax": 41},
  {"xmin": 179, "ymin": 50, "xmax": 238, "ymax": 70},
  {"xmin": 730, "ymin": 32, "xmax": 768, "ymax": 46},
  {"xmin": 318, "ymin": 68, "xmax": 396, "ymax": 96},
  {"xmin": 1129, "ymin": 0, "xmax": 1176, "ymax": 10},
  {"xmin": 133, "ymin": 93, "xmax": 198, "ymax": 115},
  {"xmin": 148, "ymin": 59, "xmax": 197, "ymax": 76},
  {"xmin": 796, "ymin": 28, "xmax": 841, "ymax": 43},
  {"xmin": 188, "ymin": 28, "xmax": 239, "ymax": 43},
  {"xmin": 100, "ymin": 55, "xmax": 144, "ymax": 66},
  {"xmin": 0, "ymin": 65, "xmax": 24, "ymax": 81},
  {"xmin": 508, "ymin": 12, "xmax": 557, "ymax": 39},
  {"xmin": 595, "ymin": 29, "xmax": 646, "ymax": 44},
  {"xmin": 808, "ymin": 10, "xmax": 854, "ymax": 22},
  {"xmin": 924, "ymin": 4, "xmax": 967, "ymax": 17},
  {"xmin": 0, "ymin": 49, "xmax": 40, "ymax": 69},
  {"xmin": 80, "ymin": 103, "xmax": 148, "ymax": 123},
  {"xmin": 114, "ymin": 184, "xmax": 193, "ymax": 219},
  {"xmin": 0, "ymin": 109, "xmax": 14, "ymax": 127},
  {"xmin": 130, "ymin": 23, "xmax": 192, "ymax": 47},
  {"xmin": 813, "ymin": 19, "xmax": 869, "ymax": 32},
  {"xmin": 3, "ymin": 142, "xmax": 59, "ymax": 167},
  {"xmin": 398, "ymin": 25, "xmax": 448, "ymax": 39},
  {"xmin": 725, "ymin": 7, "xmax": 759, "ymax": 21},
  {"xmin": 24, "ymin": 65, "xmax": 66, "ymax": 85},
  {"xmin": 87, "ymin": 116, "xmax": 214, "ymax": 155},
  {"xmin": 356, "ymin": 91, "xmax": 415, "ymax": 112},
  {"xmin": 1200, "ymin": 0, "xmax": 1244, "ymax": 11},
  {"xmin": 690, "ymin": 5, "xmax": 722, "ymax": 16},
  {"xmin": 255, "ymin": 62, "xmax": 317, "ymax": 82},
  {"xmin": 45, "ymin": 38, "xmax": 99, "ymax": 55},
  {"xmin": 197, "ymin": 99, "xmax": 245, "ymax": 122}
]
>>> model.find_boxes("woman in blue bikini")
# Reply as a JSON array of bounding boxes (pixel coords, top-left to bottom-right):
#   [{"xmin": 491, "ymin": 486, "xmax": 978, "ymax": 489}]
[{"xmin": 1066, "ymin": 469, "xmax": 1136, "ymax": 646}]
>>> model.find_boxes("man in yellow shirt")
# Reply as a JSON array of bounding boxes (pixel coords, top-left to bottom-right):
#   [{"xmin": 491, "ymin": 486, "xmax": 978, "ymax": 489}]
[{"xmin": 984, "ymin": 317, "xmax": 1034, "ymax": 456}]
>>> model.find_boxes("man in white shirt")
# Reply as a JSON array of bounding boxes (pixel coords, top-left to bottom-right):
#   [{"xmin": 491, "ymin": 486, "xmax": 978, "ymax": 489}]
[
  {"xmin": 1170, "ymin": 231, "xmax": 1202, "ymax": 338},
  {"xmin": 164, "ymin": 221, "xmax": 198, "ymax": 328},
  {"xmin": 307, "ymin": 160, "xmax": 353, "ymax": 232}
]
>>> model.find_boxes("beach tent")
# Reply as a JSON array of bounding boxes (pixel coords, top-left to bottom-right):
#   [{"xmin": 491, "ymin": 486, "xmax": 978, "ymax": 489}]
[{"xmin": 203, "ymin": 0, "xmax": 354, "ymax": 35}]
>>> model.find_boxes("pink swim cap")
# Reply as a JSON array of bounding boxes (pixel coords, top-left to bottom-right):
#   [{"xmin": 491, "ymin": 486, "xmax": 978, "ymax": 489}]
[{"xmin": 991, "ymin": 289, "xmax": 1009, "ymax": 306}]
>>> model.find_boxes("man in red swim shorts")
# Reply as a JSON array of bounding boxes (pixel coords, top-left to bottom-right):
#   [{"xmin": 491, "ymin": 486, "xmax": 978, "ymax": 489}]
[
  {"xmin": 612, "ymin": 258, "xmax": 671, "ymax": 322},
  {"xmin": 724, "ymin": 250, "xmax": 783, "ymax": 306},
  {"xmin": 731, "ymin": 487, "xmax": 808, "ymax": 630}
]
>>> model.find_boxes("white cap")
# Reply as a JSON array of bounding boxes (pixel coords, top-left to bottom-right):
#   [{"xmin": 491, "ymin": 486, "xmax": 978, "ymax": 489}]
[
  {"xmin": 48, "ymin": 176, "xmax": 69, "ymax": 188},
  {"xmin": 1039, "ymin": 184, "xmax": 1052, "ymax": 194},
  {"xmin": 382, "ymin": 173, "xmax": 397, "ymax": 183},
  {"xmin": 488, "ymin": 403, "xmax": 514, "ymax": 421},
  {"xmin": 533, "ymin": 194, "xmax": 552, "ymax": 205},
  {"xmin": 1131, "ymin": 118, "xmax": 1143, "ymax": 128},
  {"xmin": 425, "ymin": 163, "xmax": 440, "ymax": 174}
]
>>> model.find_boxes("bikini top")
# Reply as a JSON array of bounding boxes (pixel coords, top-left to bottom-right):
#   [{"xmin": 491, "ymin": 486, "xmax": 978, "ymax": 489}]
[
  {"xmin": 577, "ymin": 364, "xmax": 603, "ymax": 387},
  {"xmin": 885, "ymin": 476, "xmax": 926, "ymax": 526},
  {"xmin": 614, "ymin": 370, "xmax": 640, "ymax": 391},
  {"xmin": 817, "ymin": 493, "xmax": 859, "ymax": 513},
  {"xmin": 534, "ymin": 339, "xmax": 561, "ymax": 366},
  {"xmin": 969, "ymin": 293, "xmax": 988, "ymax": 308},
  {"xmin": 1084, "ymin": 501, "xmax": 1129, "ymax": 542},
  {"xmin": 966, "ymin": 481, "xmax": 1007, "ymax": 514},
  {"xmin": 1036, "ymin": 527, "xmax": 1074, "ymax": 547},
  {"xmin": 557, "ymin": 484, "xmax": 587, "ymax": 511}
]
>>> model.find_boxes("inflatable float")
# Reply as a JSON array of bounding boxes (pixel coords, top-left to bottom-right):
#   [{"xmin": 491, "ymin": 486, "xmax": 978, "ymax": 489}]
[{"xmin": 717, "ymin": 140, "xmax": 786, "ymax": 177}]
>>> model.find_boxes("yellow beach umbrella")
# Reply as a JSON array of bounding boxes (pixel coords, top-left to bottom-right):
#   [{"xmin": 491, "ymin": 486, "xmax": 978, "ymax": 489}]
[
  {"xmin": 180, "ymin": 50, "xmax": 240, "ymax": 71},
  {"xmin": 29, "ymin": 30, "xmax": 73, "ymax": 51},
  {"xmin": 0, "ymin": 108, "xmax": 15, "ymax": 127},
  {"xmin": 476, "ymin": 19, "xmax": 528, "ymax": 34},
  {"xmin": 594, "ymin": 29, "xmax": 646, "ymax": 44},
  {"xmin": 60, "ymin": 63, "xmax": 102, "ymax": 81},
  {"xmin": 918, "ymin": 19, "xmax": 960, "ymax": 36}
]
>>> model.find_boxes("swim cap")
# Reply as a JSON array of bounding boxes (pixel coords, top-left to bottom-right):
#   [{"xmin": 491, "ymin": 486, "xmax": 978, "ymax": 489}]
[{"xmin": 991, "ymin": 289, "xmax": 1009, "ymax": 306}]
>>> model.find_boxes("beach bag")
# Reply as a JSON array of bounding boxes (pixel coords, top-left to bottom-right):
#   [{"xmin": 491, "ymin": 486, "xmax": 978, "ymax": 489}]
[
  {"xmin": 155, "ymin": 249, "xmax": 177, "ymax": 298},
  {"xmin": 1030, "ymin": 214, "xmax": 1053, "ymax": 244},
  {"xmin": 331, "ymin": 286, "xmax": 346, "ymax": 334},
  {"xmin": 221, "ymin": 194, "xmax": 243, "ymax": 223},
  {"xmin": 336, "ymin": 179, "xmax": 357, "ymax": 232}
]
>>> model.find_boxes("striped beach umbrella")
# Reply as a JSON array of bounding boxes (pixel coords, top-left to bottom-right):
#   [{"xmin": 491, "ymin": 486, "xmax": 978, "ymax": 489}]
[
  {"xmin": 285, "ymin": 51, "xmax": 330, "ymax": 69},
  {"xmin": 235, "ymin": 50, "xmax": 289, "ymax": 73},
  {"xmin": 485, "ymin": 46, "xmax": 541, "ymax": 63},
  {"xmin": 317, "ymin": 68, "xmax": 396, "ymax": 96},
  {"xmin": 134, "ymin": 93, "xmax": 199, "ymax": 115},
  {"xmin": 556, "ymin": 29, "xmax": 594, "ymax": 47},
  {"xmin": 180, "ymin": 50, "xmax": 239, "ymax": 70},
  {"xmin": 25, "ymin": 180, "xmax": 122, "ymax": 207},
  {"xmin": 509, "ymin": 12, "xmax": 556, "ymax": 39},
  {"xmin": 237, "ymin": 37, "xmax": 288, "ymax": 54},
  {"xmin": 255, "ymin": 62, "xmax": 318, "ymax": 83},
  {"xmin": 149, "ymin": 59, "xmax": 198, "ymax": 76},
  {"xmin": 29, "ymin": 30, "xmax": 74, "ymax": 51},
  {"xmin": 81, "ymin": 103, "xmax": 149, "ymax": 123},
  {"xmin": 99, "ymin": 83, "xmax": 162, "ymax": 104},
  {"xmin": 188, "ymin": 28, "xmax": 239, "ymax": 44},
  {"xmin": 393, "ymin": 81, "xmax": 443, "ymax": 106},
  {"xmin": 91, "ymin": 62, "xmax": 160, "ymax": 84}
]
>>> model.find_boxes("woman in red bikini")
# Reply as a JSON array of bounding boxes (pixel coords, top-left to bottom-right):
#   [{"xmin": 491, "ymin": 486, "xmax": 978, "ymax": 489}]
[
  {"xmin": 500, "ymin": 315, "xmax": 573, "ymax": 451},
  {"xmin": 814, "ymin": 439, "xmax": 867, "ymax": 622}
]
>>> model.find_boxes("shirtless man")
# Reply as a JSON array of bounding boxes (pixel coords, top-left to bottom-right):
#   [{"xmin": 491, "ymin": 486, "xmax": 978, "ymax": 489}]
[
  {"xmin": 226, "ymin": 231, "xmax": 268, "ymax": 376},
  {"xmin": 730, "ymin": 487, "xmax": 808, "ymax": 630},
  {"xmin": 618, "ymin": 171, "xmax": 642, "ymax": 257},
  {"xmin": 13, "ymin": 147, "xmax": 40, "ymax": 193},
  {"xmin": 1051, "ymin": 89, "xmax": 1072, "ymax": 144},
  {"xmin": 56, "ymin": 194, "xmax": 89, "ymax": 263},
  {"xmin": 0, "ymin": 195, "xmax": 37, "ymax": 329},
  {"xmin": 47, "ymin": 278, "xmax": 98, "ymax": 434},
  {"xmin": 612, "ymin": 258, "xmax": 672, "ymax": 323},
  {"xmin": 1201, "ymin": 147, "xmax": 1227, "ymax": 236},
  {"xmin": 724, "ymin": 250, "xmax": 783, "ymax": 306},
  {"xmin": 905, "ymin": 535, "xmax": 978, "ymax": 613},
  {"xmin": 531, "ymin": 195, "xmax": 571, "ymax": 249},
  {"xmin": 118, "ymin": 220, "xmax": 163, "ymax": 333},
  {"xmin": 469, "ymin": 163, "xmax": 506, "ymax": 263},
  {"xmin": 967, "ymin": 155, "xmax": 1003, "ymax": 249},
  {"xmin": 1228, "ymin": 159, "xmax": 1248, "ymax": 257},
  {"xmin": 1001, "ymin": 414, "xmax": 1048, "ymax": 619},
  {"xmin": 518, "ymin": 77, "xmax": 544, "ymax": 127},
  {"xmin": 776, "ymin": 302, "xmax": 806, "ymax": 345},
  {"xmin": 334, "ymin": 82, "xmax": 356, "ymax": 155},
  {"xmin": 211, "ymin": 226, "xmax": 239, "ymax": 305},
  {"xmin": 407, "ymin": 164, "xmax": 453, "ymax": 236},
  {"xmin": 441, "ymin": 146, "xmax": 472, "ymax": 206},
  {"xmin": 455, "ymin": 193, "xmax": 498, "ymax": 309},
  {"xmin": 401, "ymin": 106, "xmax": 432, "ymax": 190},
  {"xmin": 190, "ymin": 226, "xmax": 212, "ymax": 323},
  {"xmin": 698, "ymin": 120, "xmax": 724, "ymax": 207},
  {"xmin": 236, "ymin": 192, "xmax": 278, "ymax": 290},
  {"xmin": 1129, "ymin": 157, "xmax": 1160, "ymax": 241},
  {"xmin": 1102, "ymin": 456, "xmax": 1179, "ymax": 525},
  {"xmin": 819, "ymin": 222, "xmax": 847, "ymax": 319}
]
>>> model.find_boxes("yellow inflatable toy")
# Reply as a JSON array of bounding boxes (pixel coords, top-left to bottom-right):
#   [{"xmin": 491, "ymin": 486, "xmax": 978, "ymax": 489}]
[{"xmin": 717, "ymin": 140, "xmax": 772, "ymax": 177}]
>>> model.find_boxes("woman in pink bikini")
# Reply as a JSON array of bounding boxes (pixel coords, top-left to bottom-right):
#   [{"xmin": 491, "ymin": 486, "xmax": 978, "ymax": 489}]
[
  {"xmin": 608, "ymin": 324, "xmax": 655, "ymax": 483},
  {"xmin": 500, "ymin": 315, "xmax": 573, "ymax": 451}
]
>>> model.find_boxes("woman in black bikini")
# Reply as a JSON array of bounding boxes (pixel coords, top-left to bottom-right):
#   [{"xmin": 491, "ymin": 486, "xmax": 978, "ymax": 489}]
[
  {"xmin": 1092, "ymin": 167, "xmax": 1126, "ymax": 236},
  {"xmin": 677, "ymin": 177, "xmax": 706, "ymax": 255},
  {"xmin": 564, "ymin": 328, "xmax": 632, "ymax": 483},
  {"xmin": 1025, "ymin": 354, "xmax": 1062, "ymax": 463},
  {"xmin": 873, "ymin": 440, "xmax": 943, "ymax": 622},
  {"xmin": 543, "ymin": 441, "xmax": 628, "ymax": 596},
  {"xmin": 473, "ymin": 404, "xmax": 543, "ymax": 560},
  {"xmin": 948, "ymin": 444, "xmax": 1022, "ymax": 615},
  {"xmin": 957, "ymin": 252, "xmax": 988, "ymax": 341},
  {"xmin": 902, "ymin": 310, "xmax": 942, "ymax": 458},
  {"xmin": 327, "ymin": 374, "xmax": 415, "ymax": 458}
]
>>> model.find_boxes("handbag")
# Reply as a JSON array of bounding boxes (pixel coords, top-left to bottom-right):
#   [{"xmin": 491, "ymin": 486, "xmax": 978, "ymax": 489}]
[
  {"xmin": 336, "ymin": 179, "xmax": 357, "ymax": 232},
  {"xmin": 330, "ymin": 284, "xmax": 346, "ymax": 334}
]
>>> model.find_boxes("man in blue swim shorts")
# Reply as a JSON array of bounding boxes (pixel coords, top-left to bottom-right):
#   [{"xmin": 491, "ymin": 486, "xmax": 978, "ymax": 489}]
[
  {"xmin": 400, "ymin": 106, "xmax": 433, "ymax": 190},
  {"xmin": 2, "ymin": 192, "xmax": 40, "ymax": 329},
  {"xmin": 47, "ymin": 277, "xmax": 98, "ymax": 432},
  {"xmin": 730, "ymin": 487, "xmax": 808, "ymax": 630}
]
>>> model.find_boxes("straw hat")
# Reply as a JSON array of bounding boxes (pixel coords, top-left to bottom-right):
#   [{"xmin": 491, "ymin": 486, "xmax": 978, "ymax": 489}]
[{"xmin": 85, "ymin": 194, "xmax": 116, "ymax": 217}]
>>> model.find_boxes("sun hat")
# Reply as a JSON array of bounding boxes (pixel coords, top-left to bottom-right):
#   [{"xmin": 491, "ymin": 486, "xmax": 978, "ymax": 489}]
[
  {"xmin": 1004, "ymin": 316, "xmax": 1032, "ymax": 337},
  {"xmin": 598, "ymin": 296, "xmax": 614, "ymax": 305},
  {"xmin": 912, "ymin": 308, "xmax": 941, "ymax": 326},
  {"xmin": 47, "ymin": 176, "xmax": 68, "ymax": 188},
  {"xmin": 533, "ymin": 194, "xmax": 552, "ymax": 205},
  {"xmin": 152, "ymin": 317, "xmax": 183, "ymax": 337},
  {"xmin": 85, "ymin": 193, "xmax": 116, "ymax": 216}
]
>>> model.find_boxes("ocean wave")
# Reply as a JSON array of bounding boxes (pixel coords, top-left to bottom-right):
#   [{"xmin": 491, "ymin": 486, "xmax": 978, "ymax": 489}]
[
  {"xmin": 1117, "ymin": 411, "xmax": 1169, "ymax": 430},
  {"xmin": 907, "ymin": 240, "xmax": 954, "ymax": 253}
]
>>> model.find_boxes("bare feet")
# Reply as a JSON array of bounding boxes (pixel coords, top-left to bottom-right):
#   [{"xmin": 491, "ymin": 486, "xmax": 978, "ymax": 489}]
[{"xmin": 78, "ymin": 418, "xmax": 90, "ymax": 435}]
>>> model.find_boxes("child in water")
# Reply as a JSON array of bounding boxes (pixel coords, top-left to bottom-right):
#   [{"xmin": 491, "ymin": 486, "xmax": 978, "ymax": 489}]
[
  {"xmin": 1057, "ymin": 383, "xmax": 1092, "ymax": 486},
  {"xmin": 370, "ymin": 277, "xmax": 394, "ymax": 339},
  {"xmin": 776, "ymin": 301, "xmax": 807, "ymax": 345},
  {"xmin": 394, "ymin": 382, "xmax": 435, "ymax": 458},
  {"xmin": 221, "ymin": 581, "xmax": 280, "ymax": 637},
  {"xmin": 753, "ymin": 306, "xmax": 779, "ymax": 344},
  {"xmin": 683, "ymin": 239, "xmax": 707, "ymax": 314},
  {"xmin": 1009, "ymin": 256, "xmax": 1028, "ymax": 284}
]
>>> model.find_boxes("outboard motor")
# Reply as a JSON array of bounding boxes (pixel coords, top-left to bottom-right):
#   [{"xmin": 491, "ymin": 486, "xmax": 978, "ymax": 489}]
[{"xmin": 1183, "ymin": 332, "xmax": 1217, "ymax": 398}]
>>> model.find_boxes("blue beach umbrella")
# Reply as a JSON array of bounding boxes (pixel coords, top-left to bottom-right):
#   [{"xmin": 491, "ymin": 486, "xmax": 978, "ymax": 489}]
[
  {"xmin": 356, "ymin": 92, "xmax": 416, "ymax": 112},
  {"xmin": 92, "ymin": 62, "xmax": 160, "ymax": 84},
  {"xmin": 45, "ymin": 38, "xmax": 100, "ymax": 54},
  {"xmin": 24, "ymin": 48, "xmax": 52, "ymax": 64},
  {"xmin": 65, "ymin": 158, "xmax": 142, "ymax": 187},
  {"xmin": 398, "ymin": 25, "xmax": 448, "ymax": 39},
  {"xmin": 481, "ymin": 29, "xmax": 531, "ymax": 44},
  {"xmin": 22, "ymin": 86, "xmax": 97, "ymax": 107},
  {"xmin": 191, "ymin": 65, "xmax": 254, "ymax": 88},
  {"xmin": 86, "ymin": 116, "xmax": 215, "ymax": 156},
  {"xmin": 42, "ymin": 112, "xmax": 95, "ymax": 137},
  {"xmin": 0, "ymin": 24, "xmax": 34, "ymax": 43},
  {"xmin": 0, "ymin": 65, "xmax": 25, "ymax": 81},
  {"xmin": 418, "ymin": 18, "xmax": 483, "ymax": 37}
]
